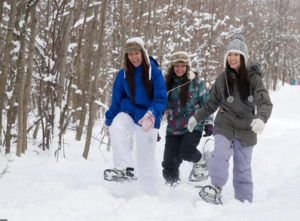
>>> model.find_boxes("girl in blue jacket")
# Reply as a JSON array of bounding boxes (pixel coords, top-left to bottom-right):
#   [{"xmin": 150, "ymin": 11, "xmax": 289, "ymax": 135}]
[{"xmin": 104, "ymin": 37, "xmax": 168, "ymax": 195}]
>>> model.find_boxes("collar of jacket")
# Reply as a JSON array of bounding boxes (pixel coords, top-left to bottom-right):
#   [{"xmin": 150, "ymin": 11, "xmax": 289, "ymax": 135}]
[
  {"xmin": 133, "ymin": 65, "xmax": 142, "ymax": 73},
  {"xmin": 173, "ymin": 75, "xmax": 184, "ymax": 83}
]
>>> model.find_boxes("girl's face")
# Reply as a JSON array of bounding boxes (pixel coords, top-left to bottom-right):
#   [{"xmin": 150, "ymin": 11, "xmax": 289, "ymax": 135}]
[
  {"xmin": 128, "ymin": 50, "xmax": 143, "ymax": 67},
  {"xmin": 174, "ymin": 62, "xmax": 187, "ymax": 77},
  {"xmin": 227, "ymin": 52, "xmax": 241, "ymax": 73}
]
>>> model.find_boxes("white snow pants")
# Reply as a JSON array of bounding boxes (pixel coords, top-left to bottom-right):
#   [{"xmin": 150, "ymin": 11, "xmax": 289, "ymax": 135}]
[{"xmin": 109, "ymin": 112, "xmax": 159, "ymax": 195}]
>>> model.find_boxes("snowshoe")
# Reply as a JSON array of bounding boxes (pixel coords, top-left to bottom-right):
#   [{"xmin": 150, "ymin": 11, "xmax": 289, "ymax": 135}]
[
  {"xmin": 196, "ymin": 185, "xmax": 223, "ymax": 205},
  {"xmin": 188, "ymin": 163, "xmax": 209, "ymax": 182},
  {"xmin": 104, "ymin": 167, "xmax": 138, "ymax": 183},
  {"xmin": 188, "ymin": 151, "xmax": 211, "ymax": 182}
]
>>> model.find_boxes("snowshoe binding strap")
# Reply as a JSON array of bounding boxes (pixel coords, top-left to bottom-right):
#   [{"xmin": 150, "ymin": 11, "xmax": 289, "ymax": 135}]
[
  {"xmin": 197, "ymin": 185, "xmax": 223, "ymax": 205},
  {"xmin": 188, "ymin": 166, "xmax": 209, "ymax": 182}
]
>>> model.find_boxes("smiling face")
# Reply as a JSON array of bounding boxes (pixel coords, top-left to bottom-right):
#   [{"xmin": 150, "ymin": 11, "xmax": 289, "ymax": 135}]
[
  {"xmin": 128, "ymin": 50, "xmax": 143, "ymax": 67},
  {"xmin": 173, "ymin": 62, "xmax": 187, "ymax": 77},
  {"xmin": 227, "ymin": 52, "xmax": 241, "ymax": 73}
]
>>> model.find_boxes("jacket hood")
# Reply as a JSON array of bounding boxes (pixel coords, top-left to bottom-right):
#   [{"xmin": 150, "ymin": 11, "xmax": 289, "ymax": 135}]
[
  {"xmin": 149, "ymin": 56, "xmax": 159, "ymax": 68},
  {"xmin": 249, "ymin": 61, "xmax": 262, "ymax": 76}
]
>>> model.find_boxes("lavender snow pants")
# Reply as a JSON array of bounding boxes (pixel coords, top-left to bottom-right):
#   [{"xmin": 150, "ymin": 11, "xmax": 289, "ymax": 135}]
[{"xmin": 209, "ymin": 134, "xmax": 254, "ymax": 202}]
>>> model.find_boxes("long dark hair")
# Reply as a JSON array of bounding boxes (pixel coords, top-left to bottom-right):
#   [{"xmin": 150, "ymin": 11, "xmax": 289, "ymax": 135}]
[
  {"xmin": 165, "ymin": 66, "xmax": 191, "ymax": 107},
  {"xmin": 224, "ymin": 55, "xmax": 252, "ymax": 102},
  {"xmin": 125, "ymin": 52, "xmax": 153, "ymax": 105}
]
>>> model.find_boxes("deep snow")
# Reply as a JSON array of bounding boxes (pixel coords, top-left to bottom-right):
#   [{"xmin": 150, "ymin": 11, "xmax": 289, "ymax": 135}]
[{"xmin": 0, "ymin": 83, "xmax": 300, "ymax": 221}]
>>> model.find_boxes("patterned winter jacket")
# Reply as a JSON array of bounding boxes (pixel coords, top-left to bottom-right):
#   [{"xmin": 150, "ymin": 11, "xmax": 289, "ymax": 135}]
[
  {"xmin": 166, "ymin": 75, "xmax": 213, "ymax": 135},
  {"xmin": 193, "ymin": 62, "xmax": 273, "ymax": 146},
  {"xmin": 105, "ymin": 57, "xmax": 168, "ymax": 128}
]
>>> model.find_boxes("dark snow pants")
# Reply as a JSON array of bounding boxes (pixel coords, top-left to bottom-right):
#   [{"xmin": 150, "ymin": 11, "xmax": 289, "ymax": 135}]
[
  {"xmin": 162, "ymin": 130, "xmax": 202, "ymax": 183},
  {"xmin": 209, "ymin": 134, "xmax": 254, "ymax": 202}
]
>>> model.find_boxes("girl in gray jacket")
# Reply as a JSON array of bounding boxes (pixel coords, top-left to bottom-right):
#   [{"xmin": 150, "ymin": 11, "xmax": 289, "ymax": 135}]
[{"xmin": 188, "ymin": 34, "xmax": 273, "ymax": 203}]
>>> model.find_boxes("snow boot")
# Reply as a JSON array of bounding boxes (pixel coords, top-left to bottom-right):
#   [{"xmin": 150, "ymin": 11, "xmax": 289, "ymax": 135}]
[{"xmin": 165, "ymin": 179, "xmax": 180, "ymax": 188}]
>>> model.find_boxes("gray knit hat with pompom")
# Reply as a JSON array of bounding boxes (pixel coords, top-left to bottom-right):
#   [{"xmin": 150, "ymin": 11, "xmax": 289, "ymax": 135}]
[{"xmin": 223, "ymin": 34, "xmax": 249, "ymax": 68}]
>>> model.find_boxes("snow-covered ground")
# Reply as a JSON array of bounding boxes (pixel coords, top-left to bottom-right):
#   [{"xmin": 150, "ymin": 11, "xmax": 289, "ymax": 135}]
[{"xmin": 0, "ymin": 83, "xmax": 300, "ymax": 221}]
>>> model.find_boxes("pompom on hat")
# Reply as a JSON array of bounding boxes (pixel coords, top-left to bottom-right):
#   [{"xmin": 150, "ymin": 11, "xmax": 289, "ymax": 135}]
[
  {"xmin": 166, "ymin": 51, "xmax": 195, "ymax": 80},
  {"xmin": 123, "ymin": 37, "xmax": 152, "ymax": 80},
  {"xmin": 223, "ymin": 34, "xmax": 249, "ymax": 68}
]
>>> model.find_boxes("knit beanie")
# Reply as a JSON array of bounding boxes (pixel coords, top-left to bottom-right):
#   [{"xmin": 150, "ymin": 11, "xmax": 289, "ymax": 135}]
[
  {"xmin": 123, "ymin": 37, "xmax": 152, "ymax": 80},
  {"xmin": 223, "ymin": 34, "xmax": 249, "ymax": 68},
  {"xmin": 166, "ymin": 51, "xmax": 195, "ymax": 80}
]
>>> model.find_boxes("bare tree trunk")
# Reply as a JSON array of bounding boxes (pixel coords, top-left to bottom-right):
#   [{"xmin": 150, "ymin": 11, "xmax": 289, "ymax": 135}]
[
  {"xmin": 148, "ymin": 0, "xmax": 157, "ymax": 56},
  {"xmin": 22, "ymin": 7, "xmax": 37, "ymax": 153},
  {"xmin": 265, "ymin": 40, "xmax": 273, "ymax": 91},
  {"xmin": 128, "ymin": 0, "xmax": 133, "ymax": 38},
  {"xmin": 176, "ymin": 0, "xmax": 184, "ymax": 51},
  {"xmin": 16, "ymin": 2, "xmax": 29, "ymax": 157},
  {"xmin": 145, "ymin": 0, "xmax": 152, "ymax": 43},
  {"xmin": 273, "ymin": 43, "xmax": 280, "ymax": 91},
  {"xmin": 51, "ymin": 2, "xmax": 74, "ymax": 156},
  {"xmin": 0, "ymin": 0, "xmax": 3, "ymax": 23},
  {"xmin": 136, "ymin": 0, "xmax": 145, "ymax": 36},
  {"xmin": 204, "ymin": 0, "xmax": 215, "ymax": 86},
  {"xmin": 157, "ymin": 0, "xmax": 172, "ymax": 65},
  {"xmin": 33, "ymin": 121, "xmax": 40, "ymax": 140},
  {"xmin": 282, "ymin": 0, "xmax": 289, "ymax": 86},
  {"xmin": 0, "ymin": 0, "xmax": 17, "ymax": 148},
  {"xmin": 83, "ymin": 0, "xmax": 108, "ymax": 159},
  {"xmin": 76, "ymin": 1, "xmax": 97, "ymax": 141},
  {"xmin": 73, "ymin": 0, "xmax": 91, "ymax": 122},
  {"xmin": 119, "ymin": 0, "xmax": 125, "ymax": 70},
  {"xmin": 56, "ymin": 5, "xmax": 74, "ymax": 109},
  {"xmin": 282, "ymin": 42, "xmax": 287, "ymax": 85}
]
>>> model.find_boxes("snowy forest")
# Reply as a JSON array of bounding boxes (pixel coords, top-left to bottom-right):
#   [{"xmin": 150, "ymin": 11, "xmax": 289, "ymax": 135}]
[{"xmin": 0, "ymin": 0, "xmax": 299, "ymax": 159}]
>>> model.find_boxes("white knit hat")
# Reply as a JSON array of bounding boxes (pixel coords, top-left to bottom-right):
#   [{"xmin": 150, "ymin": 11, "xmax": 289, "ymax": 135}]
[
  {"xmin": 123, "ymin": 37, "xmax": 152, "ymax": 80},
  {"xmin": 223, "ymin": 34, "xmax": 249, "ymax": 68},
  {"xmin": 166, "ymin": 51, "xmax": 195, "ymax": 80}
]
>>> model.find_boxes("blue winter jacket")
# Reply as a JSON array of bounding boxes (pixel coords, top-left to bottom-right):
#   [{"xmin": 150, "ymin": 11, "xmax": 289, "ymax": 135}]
[{"xmin": 105, "ymin": 57, "xmax": 168, "ymax": 128}]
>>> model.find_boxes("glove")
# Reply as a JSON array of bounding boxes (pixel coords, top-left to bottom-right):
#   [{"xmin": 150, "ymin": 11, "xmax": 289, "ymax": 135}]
[
  {"xmin": 250, "ymin": 118, "xmax": 265, "ymax": 134},
  {"xmin": 138, "ymin": 112, "xmax": 155, "ymax": 132},
  {"xmin": 103, "ymin": 124, "xmax": 110, "ymax": 137},
  {"xmin": 203, "ymin": 124, "xmax": 213, "ymax": 137},
  {"xmin": 188, "ymin": 116, "xmax": 197, "ymax": 132}
]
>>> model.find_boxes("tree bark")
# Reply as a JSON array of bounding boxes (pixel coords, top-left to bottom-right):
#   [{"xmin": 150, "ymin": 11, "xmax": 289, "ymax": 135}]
[
  {"xmin": 136, "ymin": 0, "xmax": 145, "ymax": 36},
  {"xmin": 0, "ymin": 0, "xmax": 17, "ymax": 149},
  {"xmin": 56, "ymin": 4, "xmax": 74, "ymax": 109},
  {"xmin": 83, "ymin": 0, "xmax": 108, "ymax": 159},
  {"xmin": 157, "ymin": 0, "xmax": 172, "ymax": 65},
  {"xmin": 148, "ymin": 0, "xmax": 158, "ymax": 56},
  {"xmin": 16, "ymin": 2, "xmax": 29, "ymax": 157},
  {"xmin": 204, "ymin": 0, "xmax": 215, "ymax": 86},
  {"xmin": 22, "ymin": 6, "xmax": 37, "ymax": 153},
  {"xmin": 119, "ymin": 0, "xmax": 125, "ymax": 70},
  {"xmin": 76, "ymin": 0, "xmax": 97, "ymax": 141}
]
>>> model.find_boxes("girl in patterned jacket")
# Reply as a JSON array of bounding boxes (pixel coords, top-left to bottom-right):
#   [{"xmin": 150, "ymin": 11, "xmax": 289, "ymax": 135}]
[
  {"xmin": 104, "ymin": 37, "xmax": 168, "ymax": 195},
  {"xmin": 162, "ymin": 51, "xmax": 214, "ymax": 187}
]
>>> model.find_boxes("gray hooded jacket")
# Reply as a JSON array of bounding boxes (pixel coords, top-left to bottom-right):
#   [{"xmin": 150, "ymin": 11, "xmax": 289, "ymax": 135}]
[{"xmin": 193, "ymin": 62, "xmax": 273, "ymax": 146}]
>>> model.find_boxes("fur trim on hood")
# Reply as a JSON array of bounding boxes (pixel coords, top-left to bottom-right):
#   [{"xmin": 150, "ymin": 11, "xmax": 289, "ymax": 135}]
[
  {"xmin": 165, "ymin": 51, "xmax": 195, "ymax": 80},
  {"xmin": 123, "ymin": 37, "xmax": 152, "ymax": 80}
]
